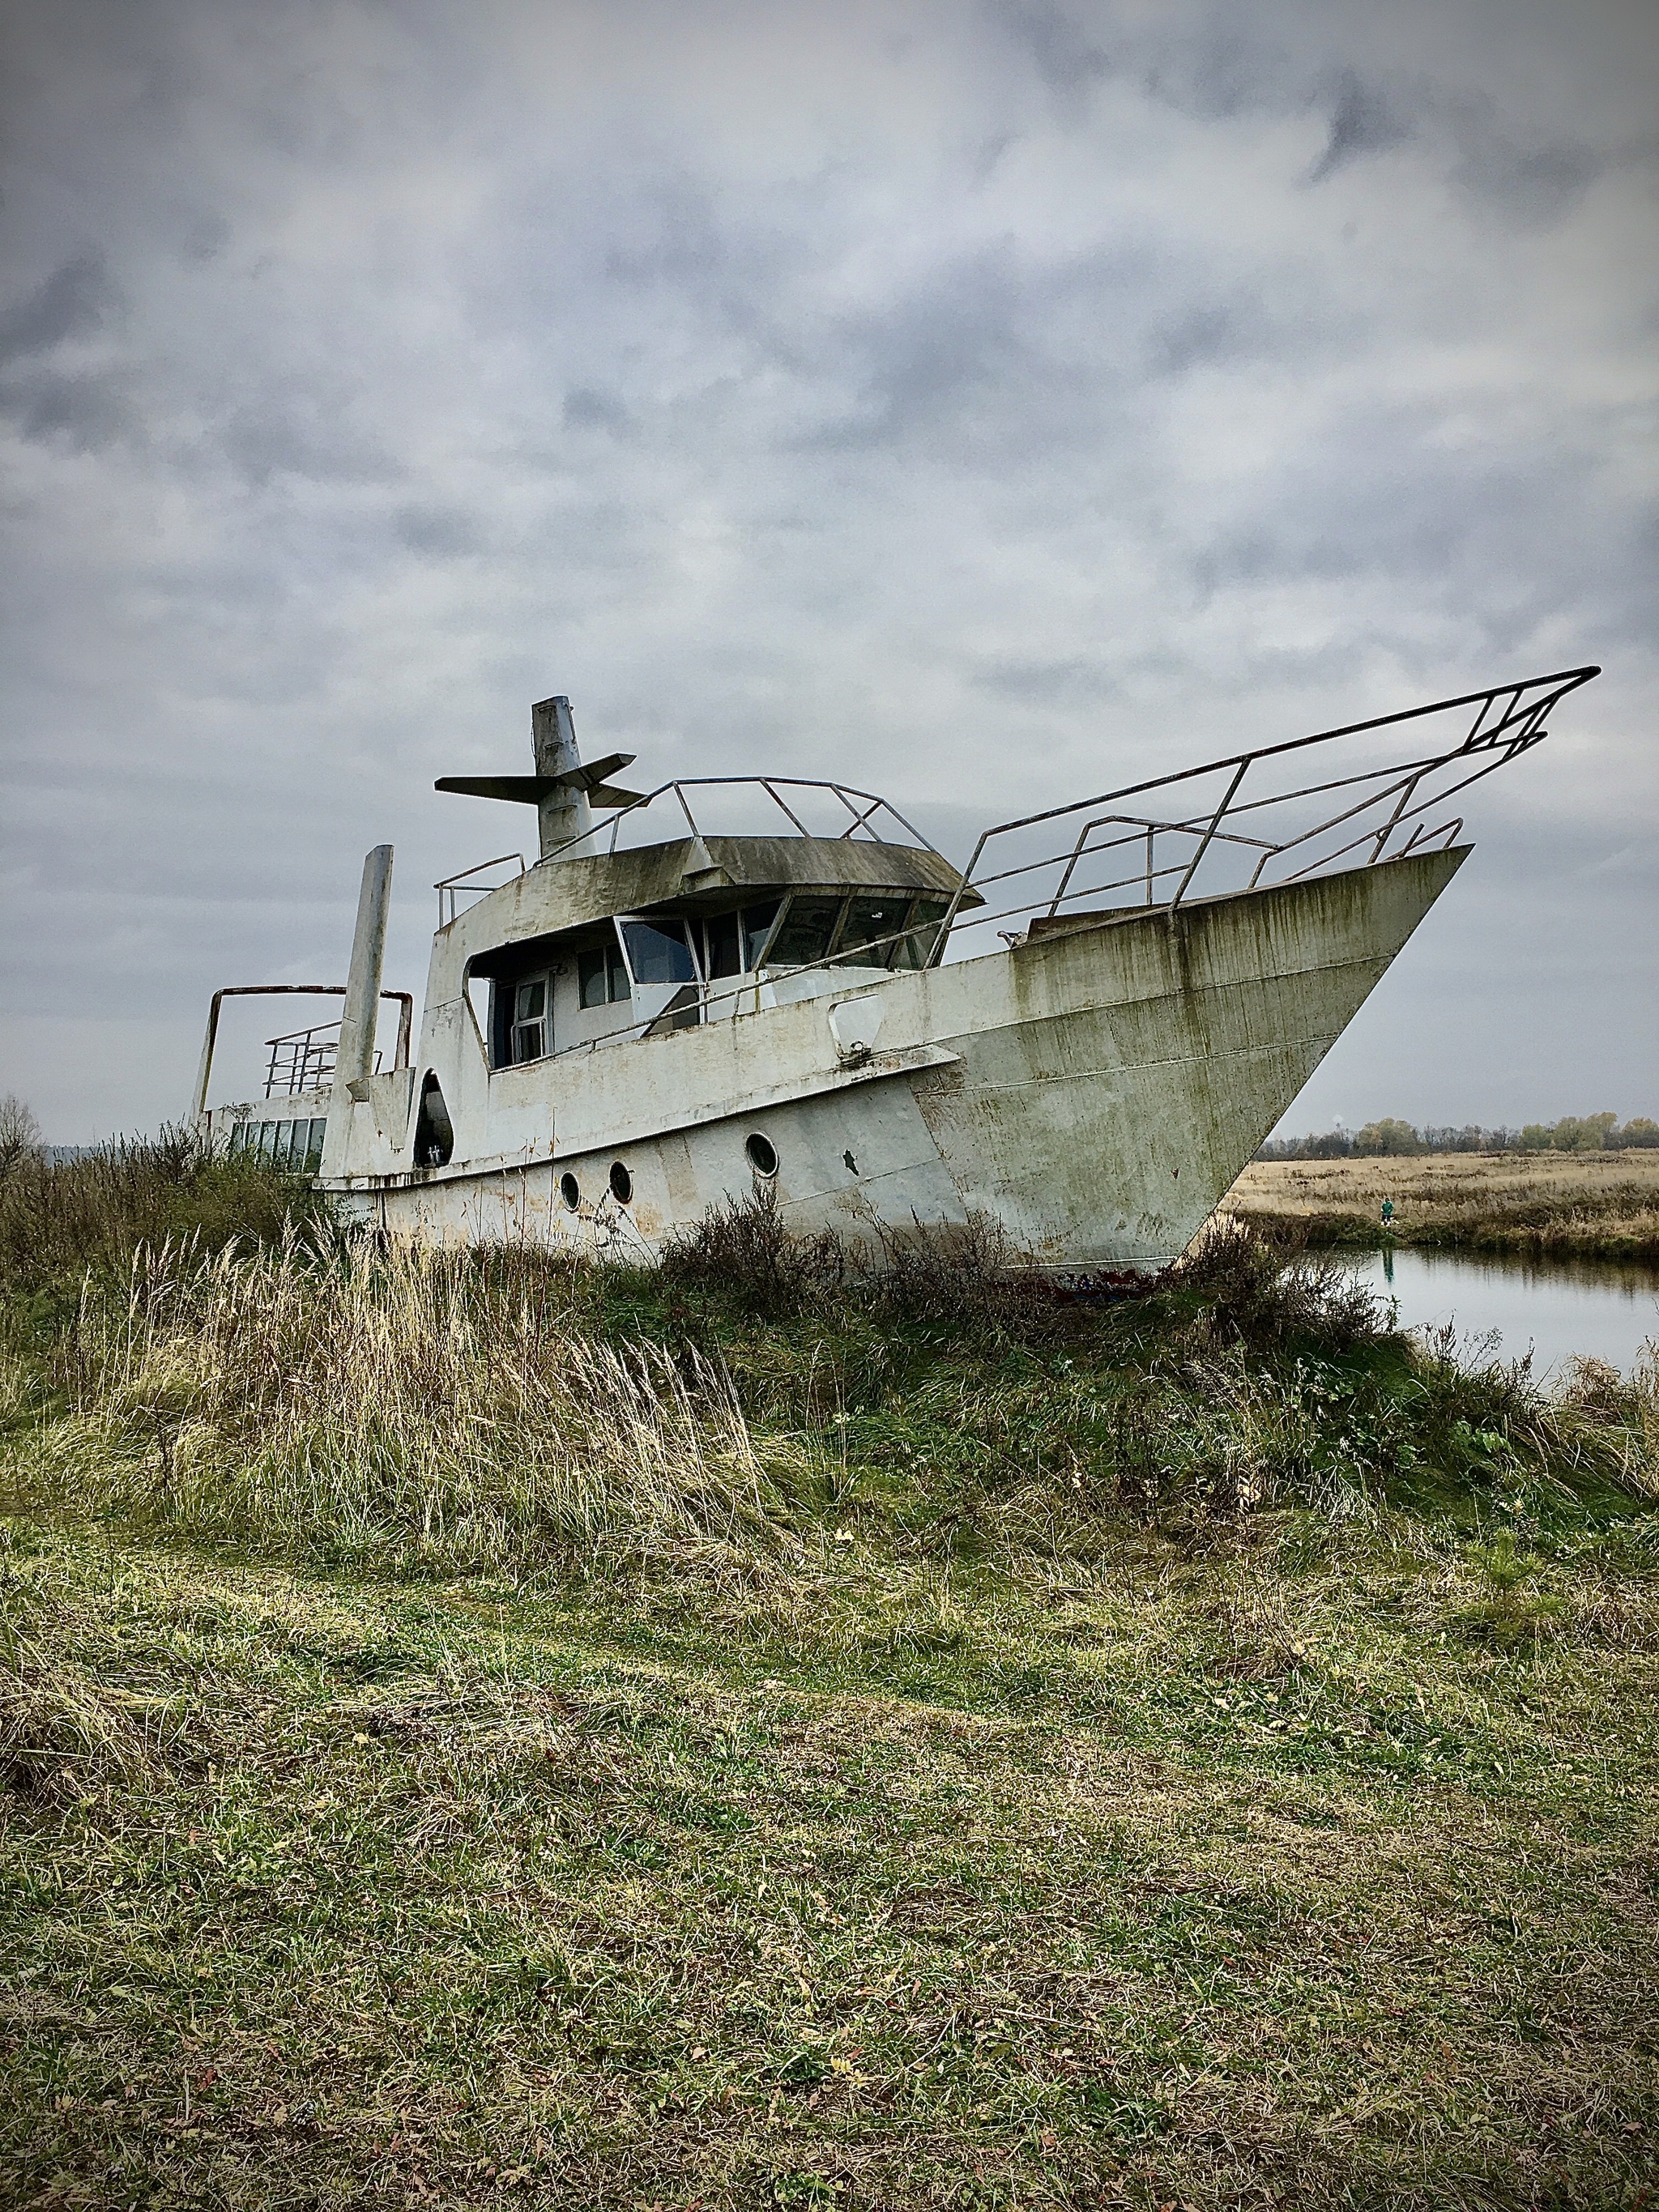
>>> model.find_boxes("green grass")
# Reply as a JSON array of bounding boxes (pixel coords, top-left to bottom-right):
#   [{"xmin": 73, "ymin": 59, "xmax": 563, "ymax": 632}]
[{"xmin": 2, "ymin": 1204, "xmax": 1657, "ymax": 2207}]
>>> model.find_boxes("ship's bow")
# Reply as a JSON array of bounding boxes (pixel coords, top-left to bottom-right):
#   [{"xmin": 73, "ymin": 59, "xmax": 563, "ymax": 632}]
[{"xmin": 912, "ymin": 846, "xmax": 1467, "ymax": 1272}]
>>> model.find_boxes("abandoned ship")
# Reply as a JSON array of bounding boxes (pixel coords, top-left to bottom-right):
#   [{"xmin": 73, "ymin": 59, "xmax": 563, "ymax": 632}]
[{"xmin": 192, "ymin": 665, "xmax": 1597, "ymax": 1276}]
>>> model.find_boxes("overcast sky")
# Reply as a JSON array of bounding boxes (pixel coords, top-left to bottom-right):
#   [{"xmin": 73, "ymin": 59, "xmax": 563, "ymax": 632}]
[{"xmin": 3, "ymin": 0, "xmax": 1655, "ymax": 1141}]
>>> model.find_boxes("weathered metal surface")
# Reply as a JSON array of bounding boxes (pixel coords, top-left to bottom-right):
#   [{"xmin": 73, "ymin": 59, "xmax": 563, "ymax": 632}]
[
  {"xmin": 325, "ymin": 847, "xmax": 1464, "ymax": 1272},
  {"xmin": 433, "ymin": 834, "xmax": 966, "ymax": 973}
]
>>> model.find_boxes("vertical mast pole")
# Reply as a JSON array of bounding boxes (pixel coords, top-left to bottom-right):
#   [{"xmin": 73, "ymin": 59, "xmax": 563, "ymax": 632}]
[
  {"xmin": 335, "ymin": 845, "xmax": 394, "ymax": 1089},
  {"xmin": 532, "ymin": 695, "xmax": 592, "ymax": 859}
]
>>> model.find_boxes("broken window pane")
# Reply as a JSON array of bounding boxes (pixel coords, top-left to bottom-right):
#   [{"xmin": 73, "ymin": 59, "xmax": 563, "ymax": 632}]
[
  {"xmin": 703, "ymin": 910, "xmax": 742, "ymax": 979},
  {"xmin": 891, "ymin": 899, "xmax": 949, "ymax": 969},
  {"xmin": 741, "ymin": 900, "xmax": 781, "ymax": 970},
  {"xmin": 766, "ymin": 896, "xmax": 843, "ymax": 968},
  {"xmin": 840, "ymin": 897, "xmax": 906, "ymax": 961}
]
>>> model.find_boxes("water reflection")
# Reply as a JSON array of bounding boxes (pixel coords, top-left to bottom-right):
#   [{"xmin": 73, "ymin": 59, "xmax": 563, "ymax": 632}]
[{"xmin": 1343, "ymin": 1245, "xmax": 1659, "ymax": 1376}]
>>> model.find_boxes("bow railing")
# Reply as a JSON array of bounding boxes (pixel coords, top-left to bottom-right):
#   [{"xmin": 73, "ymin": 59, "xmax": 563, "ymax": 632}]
[{"xmin": 936, "ymin": 666, "xmax": 1599, "ymax": 946}]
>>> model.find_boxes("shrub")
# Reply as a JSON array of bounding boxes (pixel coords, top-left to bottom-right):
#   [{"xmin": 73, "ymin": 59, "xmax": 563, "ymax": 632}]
[{"xmin": 1168, "ymin": 1218, "xmax": 1385, "ymax": 1352}]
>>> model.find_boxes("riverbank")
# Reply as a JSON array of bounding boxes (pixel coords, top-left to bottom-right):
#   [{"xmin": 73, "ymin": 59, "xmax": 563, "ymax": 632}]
[
  {"xmin": 1224, "ymin": 1149, "xmax": 1659, "ymax": 1263},
  {"xmin": 2, "ymin": 1204, "xmax": 1657, "ymax": 2206}
]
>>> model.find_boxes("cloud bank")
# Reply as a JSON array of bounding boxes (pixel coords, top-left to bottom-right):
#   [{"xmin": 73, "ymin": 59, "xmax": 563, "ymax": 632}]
[{"xmin": 2, "ymin": 0, "xmax": 1655, "ymax": 1135}]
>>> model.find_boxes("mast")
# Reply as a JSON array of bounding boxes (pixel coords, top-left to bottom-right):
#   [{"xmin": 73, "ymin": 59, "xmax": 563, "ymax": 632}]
[{"xmin": 531, "ymin": 696, "xmax": 591, "ymax": 860}]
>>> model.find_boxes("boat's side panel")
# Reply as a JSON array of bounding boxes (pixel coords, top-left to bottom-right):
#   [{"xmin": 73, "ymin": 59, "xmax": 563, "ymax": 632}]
[{"xmin": 351, "ymin": 1064, "xmax": 967, "ymax": 1257}]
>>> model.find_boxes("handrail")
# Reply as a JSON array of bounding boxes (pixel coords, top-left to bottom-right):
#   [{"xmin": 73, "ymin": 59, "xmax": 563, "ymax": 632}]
[
  {"xmin": 192, "ymin": 986, "xmax": 414, "ymax": 1118},
  {"xmin": 436, "ymin": 851, "xmax": 526, "ymax": 927},
  {"xmin": 935, "ymin": 665, "xmax": 1598, "ymax": 947},
  {"xmin": 539, "ymin": 776, "xmax": 940, "ymax": 865}
]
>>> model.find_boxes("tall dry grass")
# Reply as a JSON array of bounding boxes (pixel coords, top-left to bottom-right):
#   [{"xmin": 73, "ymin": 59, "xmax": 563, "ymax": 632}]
[
  {"xmin": 0, "ymin": 1119, "xmax": 327, "ymax": 1298},
  {"xmin": 19, "ymin": 1235, "xmax": 793, "ymax": 1575}
]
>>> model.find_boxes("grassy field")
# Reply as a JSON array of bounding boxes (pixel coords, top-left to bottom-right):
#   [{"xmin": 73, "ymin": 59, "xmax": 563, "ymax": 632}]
[
  {"xmin": 2, "ymin": 1154, "xmax": 1658, "ymax": 2208},
  {"xmin": 1225, "ymin": 1151, "xmax": 1659, "ymax": 1264}
]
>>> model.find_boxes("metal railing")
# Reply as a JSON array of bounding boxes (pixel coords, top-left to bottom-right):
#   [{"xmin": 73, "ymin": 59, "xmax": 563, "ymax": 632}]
[
  {"xmin": 262, "ymin": 1020, "xmax": 393, "ymax": 1097},
  {"xmin": 935, "ymin": 666, "xmax": 1599, "ymax": 946},
  {"xmin": 544, "ymin": 777, "xmax": 938, "ymax": 863},
  {"xmin": 437, "ymin": 851, "xmax": 526, "ymax": 927},
  {"xmin": 265, "ymin": 1021, "xmax": 340, "ymax": 1097},
  {"xmin": 460, "ymin": 665, "xmax": 1598, "ymax": 1071},
  {"xmin": 192, "ymin": 985, "xmax": 415, "ymax": 1119}
]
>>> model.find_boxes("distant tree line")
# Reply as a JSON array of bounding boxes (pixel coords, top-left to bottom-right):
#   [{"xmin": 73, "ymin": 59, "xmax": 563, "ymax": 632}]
[{"xmin": 1257, "ymin": 1113, "xmax": 1659, "ymax": 1161}]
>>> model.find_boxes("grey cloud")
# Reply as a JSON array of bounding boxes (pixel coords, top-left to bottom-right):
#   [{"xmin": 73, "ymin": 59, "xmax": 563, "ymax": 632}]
[
  {"xmin": 1448, "ymin": 111, "xmax": 1606, "ymax": 224},
  {"xmin": 970, "ymin": 655, "xmax": 1114, "ymax": 705},
  {"xmin": 563, "ymin": 385, "xmax": 633, "ymax": 437},
  {"xmin": 219, "ymin": 393, "xmax": 397, "ymax": 488},
  {"xmin": 807, "ymin": 248, "xmax": 1047, "ymax": 452},
  {"xmin": 601, "ymin": 181, "xmax": 731, "ymax": 288},
  {"xmin": 0, "ymin": 249, "xmax": 118, "ymax": 363},
  {"xmin": 1307, "ymin": 69, "xmax": 1412, "ymax": 181},
  {"xmin": 392, "ymin": 503, "xmax": 480, "ymax": 556},
  {"xmin": 180, "ymin": 211, "xmax": 231, "ymax": 263},
  {"xmin": 1000, "ymin": 2, "xmax": 1113, "ymax": 112},
  {"xmin": 0, "ymin": 367, "xmax": 135, "ymax": 450}
]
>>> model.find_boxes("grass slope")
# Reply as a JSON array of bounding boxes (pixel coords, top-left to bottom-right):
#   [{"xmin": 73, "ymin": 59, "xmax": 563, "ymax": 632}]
[{"xmin": 1, "ymin": 1185, "xmax": 1657, "ymax": 2208}]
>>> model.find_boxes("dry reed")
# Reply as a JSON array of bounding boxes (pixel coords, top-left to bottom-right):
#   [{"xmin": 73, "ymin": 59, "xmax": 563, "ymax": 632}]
[{"xmin": 25, "ymin": 1234, "xmax": 792, "ymax": 1573}]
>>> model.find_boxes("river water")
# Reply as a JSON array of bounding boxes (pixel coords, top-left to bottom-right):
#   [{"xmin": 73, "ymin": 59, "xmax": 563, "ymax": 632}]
[{"xmin": 1341, "ymin": 1247, "xmax": 1659, "ymax": 1378}]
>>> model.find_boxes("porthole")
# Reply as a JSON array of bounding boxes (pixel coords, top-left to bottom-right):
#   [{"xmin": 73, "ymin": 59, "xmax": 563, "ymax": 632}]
[
  {"xmin": 559, "ymin": 1171, "xmax": 580, "ymax": 1211},
  {"xmin": 745, "ymin": 1132, "xmax": 778, "ymax": 1178},
  {"xmin": 609, "ymin": 1160, "xmax": 633, "ymax": 1204}
]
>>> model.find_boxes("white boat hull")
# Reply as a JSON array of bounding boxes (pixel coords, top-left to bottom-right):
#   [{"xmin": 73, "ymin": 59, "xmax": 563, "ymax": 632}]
[{"xmin": 324, "ymin": 846, "xmax": 1465, "ymax": 1274}]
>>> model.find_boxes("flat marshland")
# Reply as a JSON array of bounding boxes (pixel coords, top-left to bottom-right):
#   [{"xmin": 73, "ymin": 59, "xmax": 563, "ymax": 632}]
[
  {"xmin": 2, "ymin": 1137, "xmax": 1657, "ymax": 2209},
  {"xmin": 1226, "ymin": 1149, "xmax": 1659, "ymax": 1264}
]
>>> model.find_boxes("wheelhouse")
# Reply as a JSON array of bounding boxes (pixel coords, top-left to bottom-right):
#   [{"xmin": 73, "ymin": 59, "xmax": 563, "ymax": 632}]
[{"xmin": 462, "ymin": 866, "xmax": 962, "ymax": 1071}]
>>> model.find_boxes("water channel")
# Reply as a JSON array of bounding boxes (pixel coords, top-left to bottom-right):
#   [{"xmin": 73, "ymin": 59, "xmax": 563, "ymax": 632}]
[{"xmin": 1341, "ymin": 1246, "xmax": 1659, "ymax": 1378}]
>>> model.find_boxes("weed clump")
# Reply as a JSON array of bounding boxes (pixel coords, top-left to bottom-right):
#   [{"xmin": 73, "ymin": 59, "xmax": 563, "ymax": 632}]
[
  {"xmin": 0, "ymin": 1118, "xmax": 327, "ymax": 1302},
  {"xmin": 18, "ymin": 1236, "xmax": 795, "ymax": 1576},
  {"xmin": 0, "ymin": 1628, "xmax": 164, "ymax": 1802},
  {"xmin": 1169, "ymin": 1217, "xmax": 1386, "ymax": 1351},
  {"xmin": 660, "ymin": 1183, "xmax": 847, "ymax": 1316}
]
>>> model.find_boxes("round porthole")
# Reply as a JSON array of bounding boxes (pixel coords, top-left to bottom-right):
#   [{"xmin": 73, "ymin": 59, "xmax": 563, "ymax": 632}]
[
  {"xmin": 609, "ymin": 1160, "xmax": 633, "ymax": 1204},
  {"xmin": 745, "ymin": 1132, "xmax": 778, "ymax": 1178},
  {"xmin": 559, "ymin": 1171, "xmax": 580, "ymax": 1211}
]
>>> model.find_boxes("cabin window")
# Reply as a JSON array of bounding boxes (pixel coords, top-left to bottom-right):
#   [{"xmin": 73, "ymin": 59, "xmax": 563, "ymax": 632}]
[
  {"xmin": 741, "ymin": 900, "xmax": 782, "ymax": 970},
  {"xmin": 702, "ymin": 910, "xmax": 743, "ymax": 980},
  {"xmin": 510, "ymin": 974, "xmax": 550, "ymax": 1063},
  {"xmin": 233, "ymin": 1116, "xmax": 326, "ymax": 1166},
  {"xmin": 578, "ymin": 939, "xmax": 630, "ymax": 1008},
  {"xmin": 766, "ymin": 896, "xmax": 842, "ymax": 969},
  {"xmin": 619, "ymin": 918, "xmax": 698, "ymax": 987},
  {"xmin": 891, "ymin": 898, "xmax": 949, "ymax": 969},
  {"xmin": 840, "ymin": 897, "xmax": 907, "ymax": 961}
]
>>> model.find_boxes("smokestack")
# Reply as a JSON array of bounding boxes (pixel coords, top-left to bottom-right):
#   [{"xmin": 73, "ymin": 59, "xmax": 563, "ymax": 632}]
[
  {"xmin": 531, "ymin": 694, "xmax": 592, "ymax": 859},
  {"xmin": 335, "ymin": 845, "xmax": 394, "ymax": 1090}
]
